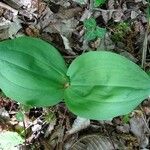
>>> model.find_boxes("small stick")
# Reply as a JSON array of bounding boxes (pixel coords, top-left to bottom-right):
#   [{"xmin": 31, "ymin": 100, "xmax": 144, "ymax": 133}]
[
  {"xmin": 23, "ymin": 119, "xmax": 27, "ymax": 150},
  {"xmin": 0, "ymin": 2, "xmax": 18, "ymax": 15},
  {"xmin": 139, "ymin": 106, "xmax": 150, "ymax": 134}
]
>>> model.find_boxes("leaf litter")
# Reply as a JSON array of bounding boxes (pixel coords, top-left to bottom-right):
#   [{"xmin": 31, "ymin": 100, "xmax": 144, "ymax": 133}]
[{"xmin": 0, "ymin": 0, "xmax": 150, "ymax": 149}]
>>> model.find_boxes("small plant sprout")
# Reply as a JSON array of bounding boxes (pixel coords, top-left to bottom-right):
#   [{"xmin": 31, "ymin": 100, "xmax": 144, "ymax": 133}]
[{"xmin": 84, "ymin": 18, "xmax": 106, "ymax": 41}]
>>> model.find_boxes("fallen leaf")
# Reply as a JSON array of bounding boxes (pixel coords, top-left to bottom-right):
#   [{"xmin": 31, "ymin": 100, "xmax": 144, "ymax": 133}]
[
  {"xmin": 0, "ymin": 131, "xmax": 24, "ymax": 150},
  {"xmin": 130, "ymin": 115, "xmax": 149, "ymax": 148},
  {"xmin": 67, "ymin": 117, "xmax": 90, "ymax": 135},
  {"xmin": 44, "ymin": 119, "xmax": 56, "ymax": 138},
  {"xmin": 71, "ymin": 134, "xmax": 116, "ymax": 150},
  {"xmin": 73, "ymin": 0, "xmax": 88, "ymax": 5}
]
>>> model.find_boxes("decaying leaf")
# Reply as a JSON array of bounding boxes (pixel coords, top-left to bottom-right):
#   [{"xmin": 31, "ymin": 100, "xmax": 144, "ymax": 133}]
[
  {"xmin": 71, "ymin": 134, "xmax": 116, "ymax": 150},
  {"xmin": 4, "ymin": 0, "xmax": 32, "ymax": 9},
  {"xmin": 0, "ymin": 17, "xmax": 22, "ymax": 40},
  {"xmin": 0, "ymin": 131, "xmax": 24, "ymax": 150},
  {"xmin": 44, "ymin": 119, "xmax": 57, "ymax": 138},
  {"xmin": 73, "ymin": 0, "xmax": 88, "ymax": 5},
  {"xmin": 0, "ymin": 107, "xmax": 10, "ymax": 122},
  {"xmin": 8, "ymin": 17, "xmax": 22, "ymax": 38},
  {"xmin": 67, "ymin": 117, "xmax": 90, "ymax": 135},
  {"xmin": 130, "ymin": 115, "xmax": 149, "ymax": 148}
]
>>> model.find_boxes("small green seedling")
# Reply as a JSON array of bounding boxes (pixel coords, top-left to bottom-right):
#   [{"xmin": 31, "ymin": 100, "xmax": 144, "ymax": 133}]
[
  {"xmin": 94, "ymin": 0, "xmax": 106, "ymax": 7},
  {"xmin": 71, "ymin": 0, "xmax": 106, "ymax": 7},
  {"xmin": 122, "ymin": 114, "xmax": 130, "ymax": 124},
  {"xmin": 84, "ymin": 18, "xmax": 106, "ymax": 41},
  {"xmin": 0, "ymin": 36, "xmax": 150, "ymax": 120}
]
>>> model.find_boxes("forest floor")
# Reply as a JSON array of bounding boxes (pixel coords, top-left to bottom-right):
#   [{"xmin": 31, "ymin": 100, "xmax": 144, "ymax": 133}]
[{"xmin": 0, "ymin": 0, "xmax": 150, "ymax": 149}]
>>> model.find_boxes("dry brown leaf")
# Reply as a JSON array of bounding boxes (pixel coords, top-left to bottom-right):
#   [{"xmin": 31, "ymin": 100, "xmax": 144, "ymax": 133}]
[
  {"xmin": 130, "ymin": 115, "xmax": 149, "ymax": 148},
  {"xmin": 113, "ymin": 10, "xmax": 123, "ymax": 22},
  {"xmin": 44, "ymin": 119, "xmax": 56, "ymax": 138},
  {"xmin": 56, "ymin": 7, "xmax": 82, "ymax": 20},
  {"xmin": 108, "ymin": 0, "xmax": 115, "ymax": 9},
  {"xmin": 70, "ymin": 134, "xmax": 118, "ymax": 150},
  {"xmin": 80, "ymin": 9, "xmax": 92, "ymax": 22},
  {"xmin": 67, "ymin": 117, "xmax": 90, "ymax": 135}
]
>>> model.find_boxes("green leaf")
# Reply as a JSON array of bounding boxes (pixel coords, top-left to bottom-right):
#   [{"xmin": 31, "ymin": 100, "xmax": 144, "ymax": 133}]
[
  {"xmin": 95, "ymin": 27, "xmax": 106, "ymax": 38},
  {"xmin": 65, "ymin": 51, "xmax": 150, "ymax": 120},
  {"xmin": 84, "ymin": 30, "xmax": 97, "ymax": 41},
  {"xmin": 84, "ymin": 18, "xmax": 96, "ymax": 30},
  {"xmin": 122, "ymin": 114, "xmax": 130, "ymax": 124},
  {"xmin": 0, "ymin": 36, "xmax": 68, "ymax": 106},
  {"xmin": 84, "ymin": 19, "xmax": 106, "ymax": 41},
  {"xmin": 0, "ymin": 131, "xmax": 24, "ymax": 150},
  {"xmin": 94, "ymin": 0, "xmax": 106, "ymax": 7}
]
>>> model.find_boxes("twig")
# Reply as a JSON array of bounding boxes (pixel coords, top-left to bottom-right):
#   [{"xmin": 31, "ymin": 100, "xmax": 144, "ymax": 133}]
[
  {"xmin": 0, "ymin": 2, "xmax": 18, "ymax": 16},
  {"xmin": 141, "ymin": 28, "xmax": 148, "ymax": 69},
  {"xmin": 23, "ymin": 118, "xmax": 27, "ymax": 150},
  {"xmin": 93, "ymin": 8, "xmax": 121, "ymax": 12},
  {"xmin": 141, "ymin": 2, "xmax": 150, "ymax": 69}
]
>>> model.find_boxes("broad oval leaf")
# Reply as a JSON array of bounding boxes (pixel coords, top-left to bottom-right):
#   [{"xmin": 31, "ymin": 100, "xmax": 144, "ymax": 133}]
[
  {"xmin": 0, "ymin": 36, "xmax": 68, "ymax": 106},
  {"xmin": 65, "ymin": 51, "xmax": 150, "ymax": 120}
]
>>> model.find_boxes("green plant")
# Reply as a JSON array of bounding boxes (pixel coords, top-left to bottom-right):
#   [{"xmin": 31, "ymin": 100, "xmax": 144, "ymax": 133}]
[
  {"xmin": 84, "ymin": 18, "xmax": 106, "ymax": 41},
  {"xmin": 94, "ymin": 0, "xmax": 106, "ymax": 7},
  {"xmin": 122, "ymin": 114, "xmax": 130, "ymax": 124},
  {"xmin": 67, "ymin": 0, "xmax": 106, "ymax": 7},
  {"xmin": 0, "ymin": 36, "xmax": 150, "ymax": 120}
]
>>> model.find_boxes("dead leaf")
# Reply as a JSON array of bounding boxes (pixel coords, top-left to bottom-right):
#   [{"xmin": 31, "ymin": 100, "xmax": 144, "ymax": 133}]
[
  {"xmin": 116, "ymin": 124, "xmax": 130, "ymax": 133},
  {"xmin": 71, "ymin": 134, "xmax": 116, "ymax": 150},
  {"xmin": 130, "ymin": 115, "xmax": 149, "ymax": 148},
  {"xmin": 56, "ymin": 7, "xmax": 82, "ymax": 20},
  {"xmin": 67, "ymin": 117, "xmax": 90, "ymax": 135},
  {"xmin": 131, "ymin": 11, "xmax": 139, "ymax": 19},
  {"xmin": 61, "ymin": 35, "xmax": 72, "ymax": 50},
  {"xmin": 0, "ymin": 108, "xmax": 10, "ymax": 120},
  {"xmin": 108, "ymin": 0, "xmax": 115, "ymax": 9},
  {"xmin": 113, "ymin": 10, "xmax": 123, "ymax": 22},
  {"xmin": 80, "ymin": 9, "xmax": 92, "ymax": 22},
  {"xmin": 8, "ymin": 17, "xmax": 22, "ymax": 38},
  {"xmin": 44, "ymin": 18, "xmax": 78, "ymax": 38},
  {"xmin": 73, "ymin": 0, "xmax": 88, "ymax": 5},
  {"xmin": 4, "ymin": 0, "xmax": 32, "ymax": 9},
  {"xmin": 0, "ymin": 17, "xmax": 21, "ymax": 40},
  {"xmin": 44, "ymin": 119, "xmax": 56, "ymax": 138}
]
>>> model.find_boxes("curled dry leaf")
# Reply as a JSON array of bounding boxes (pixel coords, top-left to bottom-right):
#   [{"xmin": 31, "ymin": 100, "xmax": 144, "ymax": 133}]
[
  {"xmin": 61, "ymin": 35, "xmax": 72, "ymax": 50},
  {"xmin": 67, "ymin": 117, "xmax": 90, "ymax": 135}
]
